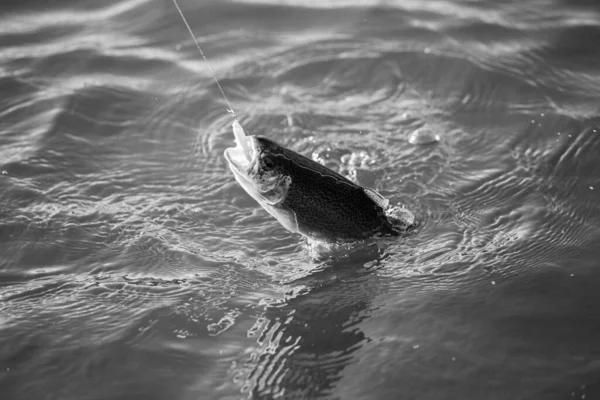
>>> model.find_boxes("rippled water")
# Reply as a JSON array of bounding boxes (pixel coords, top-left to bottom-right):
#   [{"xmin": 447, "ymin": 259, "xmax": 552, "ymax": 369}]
[{"xmin": 2, "ymin": 0, "xmax": 600, "ymax": 399}]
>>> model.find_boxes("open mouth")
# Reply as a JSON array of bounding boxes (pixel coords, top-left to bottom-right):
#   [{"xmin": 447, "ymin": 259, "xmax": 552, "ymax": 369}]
[{"xmin": 224, "ymin": 128, "xmax": 257, "ymax": 173}]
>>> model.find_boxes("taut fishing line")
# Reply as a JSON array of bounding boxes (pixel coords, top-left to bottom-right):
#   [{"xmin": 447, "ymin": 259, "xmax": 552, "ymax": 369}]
[{"xmin": 171, "ymin": 0, "xmax": 237, "ymax": 120}]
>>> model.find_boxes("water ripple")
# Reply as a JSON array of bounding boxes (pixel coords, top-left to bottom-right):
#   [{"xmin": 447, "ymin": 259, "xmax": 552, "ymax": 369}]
[{"xmin": 2, "ymin": 0, "xmax": 600, "ymax": 399}]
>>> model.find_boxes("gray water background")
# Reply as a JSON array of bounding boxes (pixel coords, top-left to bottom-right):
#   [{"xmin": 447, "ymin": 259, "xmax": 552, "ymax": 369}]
[{"xmin": 1, "ymin": 0, "xmax": 600, "ymax": 399}]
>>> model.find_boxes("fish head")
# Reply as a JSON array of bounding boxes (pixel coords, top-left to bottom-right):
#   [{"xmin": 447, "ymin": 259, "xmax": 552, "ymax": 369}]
[{"xmin": 224, "ymin": 135, "xmax": 292, "ymax": 207}]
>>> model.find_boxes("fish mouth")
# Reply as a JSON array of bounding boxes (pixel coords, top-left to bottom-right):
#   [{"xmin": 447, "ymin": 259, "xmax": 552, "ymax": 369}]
[{"xmin": 224, "ymin": 135, "xmax": 258, "ymax": 177}]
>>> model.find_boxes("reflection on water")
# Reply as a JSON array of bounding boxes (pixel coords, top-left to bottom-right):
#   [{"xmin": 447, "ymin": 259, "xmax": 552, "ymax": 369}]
[
  {"xmin": 1, "ymin": 0, "xmax": 600, "ymax": 399},
  {"xmin": 240, "ymin": 246, "xmax": 386, "ymax": 399}
]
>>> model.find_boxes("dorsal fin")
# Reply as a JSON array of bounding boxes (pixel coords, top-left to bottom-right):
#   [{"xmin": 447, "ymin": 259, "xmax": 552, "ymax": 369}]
[{"xmin": 363, "ymin": 187, "xmax": 389, "ymax": 209}]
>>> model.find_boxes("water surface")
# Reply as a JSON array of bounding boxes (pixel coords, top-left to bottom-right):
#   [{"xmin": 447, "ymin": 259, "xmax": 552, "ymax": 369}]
[{"xmin": 1, "ymin": 0, "xmax": 600, "ymax": 399}]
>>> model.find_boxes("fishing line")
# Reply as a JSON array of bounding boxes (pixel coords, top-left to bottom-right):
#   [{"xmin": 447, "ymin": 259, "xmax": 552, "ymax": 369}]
[{"xmin": 172, "ymin": 0, "xmax": 237, "ymax": 119}]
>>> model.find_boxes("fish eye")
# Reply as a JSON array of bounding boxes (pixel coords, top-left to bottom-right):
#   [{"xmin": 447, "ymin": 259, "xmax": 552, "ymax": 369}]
[{"xmin": 263, "ymin": 156, "xmax": 275, "ymax": 169}]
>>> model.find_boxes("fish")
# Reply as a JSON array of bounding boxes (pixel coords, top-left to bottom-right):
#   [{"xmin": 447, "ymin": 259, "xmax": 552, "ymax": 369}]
[{"xmin": 224, "ymin": 120, "xmax": 415, "ymax": 243}]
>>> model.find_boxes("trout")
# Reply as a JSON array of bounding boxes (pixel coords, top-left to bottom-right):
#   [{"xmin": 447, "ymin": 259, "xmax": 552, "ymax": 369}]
[{"xmin": 224, "ymin": 120, "xmax": 414, "ymax": 243}]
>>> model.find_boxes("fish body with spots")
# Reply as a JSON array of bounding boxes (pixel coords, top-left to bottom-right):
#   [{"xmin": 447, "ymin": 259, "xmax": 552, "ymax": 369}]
[{"xmin": 224, "ymin": 121, "xmax": 414, "ymax": 244}]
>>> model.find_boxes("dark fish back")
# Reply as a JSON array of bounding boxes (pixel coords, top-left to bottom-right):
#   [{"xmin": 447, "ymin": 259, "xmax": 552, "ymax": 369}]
[{"xmin": 277, "ymin": 149, "xmax": 396, "ymax": 241}]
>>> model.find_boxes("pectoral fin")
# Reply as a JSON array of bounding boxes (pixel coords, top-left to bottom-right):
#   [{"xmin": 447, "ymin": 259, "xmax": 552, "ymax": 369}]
[{"xmin": 263, "ymin": 203, "xmax": 299, "ymax": 234}]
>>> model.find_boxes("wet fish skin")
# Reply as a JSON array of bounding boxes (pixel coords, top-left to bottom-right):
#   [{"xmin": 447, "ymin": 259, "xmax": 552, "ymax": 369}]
[
  {"xmin": 226, "ymin": 134, "xmax": 407, "ymax": 243},
  {"xmin": 262, "ymin": 138, "xmax": 398, "ymax": 242}
]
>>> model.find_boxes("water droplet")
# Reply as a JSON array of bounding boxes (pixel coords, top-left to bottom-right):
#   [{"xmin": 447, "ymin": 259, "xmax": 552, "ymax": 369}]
[
  {"xmin": 408, "ymin": 127, "xmax": 440, "ymax": 145},
  {"xmin": 342, "ymin": 151, "xmax": 371, "ymax": 168}
]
